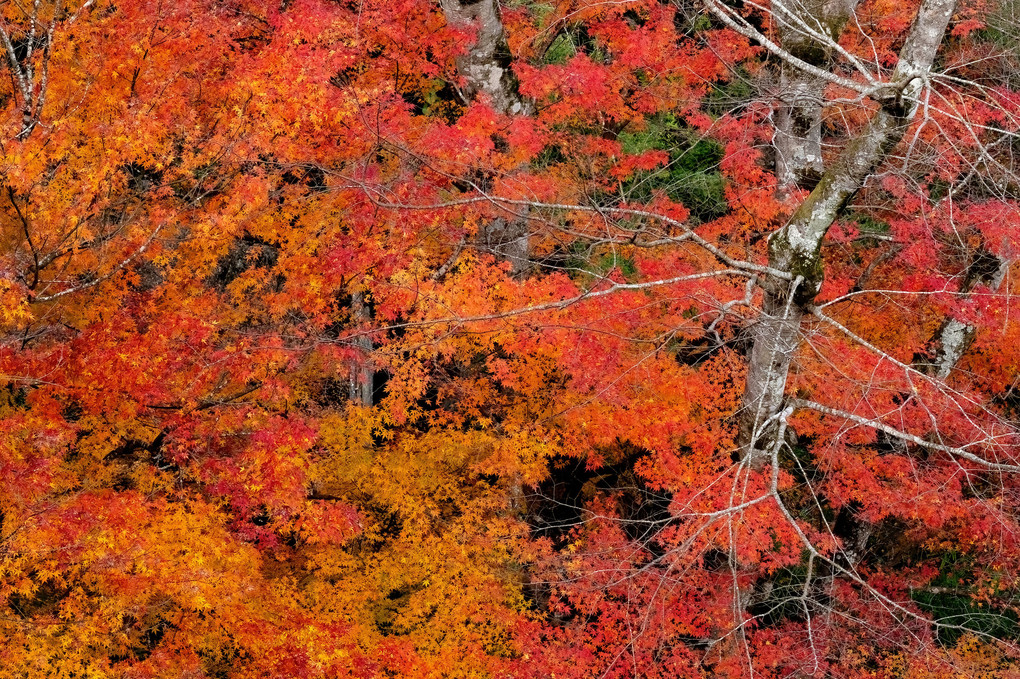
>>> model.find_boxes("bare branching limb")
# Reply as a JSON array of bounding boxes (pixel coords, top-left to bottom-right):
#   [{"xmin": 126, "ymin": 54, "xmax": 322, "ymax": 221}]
[
  {"xmin": 332, "ymin": 174, "xmax": 792, "ymax": 280},
  {"xmin": 30, "ymin": 221, "xmax": 165, "ymax": 303},
  {"xmin": 791, "ymin": 398, "xmax": 1020, "ymax": 473}
]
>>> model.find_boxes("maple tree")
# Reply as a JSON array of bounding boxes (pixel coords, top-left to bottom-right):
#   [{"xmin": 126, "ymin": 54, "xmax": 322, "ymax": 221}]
[{"xmin": 2, "ymin": 0, "xmax": 1020, "ymax": 677}]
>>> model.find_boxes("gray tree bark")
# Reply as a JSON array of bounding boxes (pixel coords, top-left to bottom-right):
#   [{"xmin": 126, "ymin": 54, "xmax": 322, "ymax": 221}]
[
  {"xmin": 440, "ymin": 0, "xmax": 531, "ymax": 117},
  {"xmin": 348, "ymin": 291, "xmax": 374, "ymax": 407},
  {"xmin": 440, "ymin": 0, "xmax": 533, "ymax": 276},
  {"xmin": 931, "ymin": 252, "xmax": 1009, "ymax": 379},
  {"xmin": 772, "ymin": 0, "xmax": 860, "ymax": 192},
  {"xmin": 738, "ymin": 0, "xmax": 959, "ymax": 467}
]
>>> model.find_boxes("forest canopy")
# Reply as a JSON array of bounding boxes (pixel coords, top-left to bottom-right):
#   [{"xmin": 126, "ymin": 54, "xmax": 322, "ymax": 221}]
[{"xmin": 3, "ymin": 0, "xmax": 1020, "ymax": 677}]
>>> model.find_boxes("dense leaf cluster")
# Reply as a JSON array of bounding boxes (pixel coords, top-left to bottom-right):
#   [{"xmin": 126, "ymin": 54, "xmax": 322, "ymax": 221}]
[{"xmin": 2, "ymin": 1, "xmax": 1020, "ymax": 677}]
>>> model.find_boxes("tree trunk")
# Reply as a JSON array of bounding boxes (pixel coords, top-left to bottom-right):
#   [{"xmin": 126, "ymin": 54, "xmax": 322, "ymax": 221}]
[
  {"xmin": 931, "ymin": 251, "xmax": 1008, "ymax": 379},
  {"xmin": 773, "ymin": 0, "xmax": 859, "ymax": 192},
  {"xmin": 738, "ymin": 0, "xmax": 959, "ymax": 467},
  {"xmin": 349, "ymin": 291, "xmax": 374, "ymax": 407},
  {"xmin": 440, "ymin": 0, "xmax": 531, "ymax": 117},
  {"xmin": 440, "ymin": 0, "xmax": 533, "ymax": 276}
]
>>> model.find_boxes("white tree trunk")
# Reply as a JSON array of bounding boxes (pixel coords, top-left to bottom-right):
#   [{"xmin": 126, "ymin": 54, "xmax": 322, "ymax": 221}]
[
  {"xmin": 773, "ymin": 0, "xmax": 860, "ymax": 192},
  {"xmin": 739, "ymin": 0, "xmax": 959, "ymax": 466},
  {"xmin": 933, "ymin": 254, "xmax": 1009, "ymax": 379}
]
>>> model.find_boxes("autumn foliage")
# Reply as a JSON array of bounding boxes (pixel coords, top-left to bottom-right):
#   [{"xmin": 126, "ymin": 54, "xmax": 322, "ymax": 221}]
[{"xmin": 2, "ymin": 0, "xmax": 1020, "ymax": 677}]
